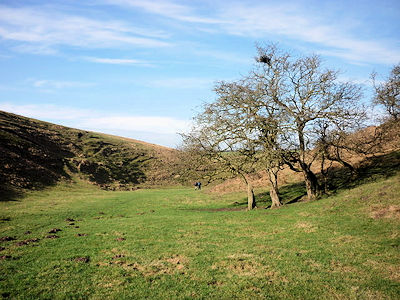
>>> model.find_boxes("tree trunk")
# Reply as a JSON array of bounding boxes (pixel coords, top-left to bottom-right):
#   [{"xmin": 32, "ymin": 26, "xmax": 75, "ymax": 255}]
[
  {"xmin": 267, "ymin": 169, "xmax": 282, "ymax": 208},
  {"xmin": 247, "ymin": 182, "xmax": 256, "ymax": 210},
  {"xmin": 297, "ymin": 125, "xmax": 320, "ymax": 200},
  {"xmin": 240, "ymin": 174, "xmax": 256, "ymax": 210},
  {"xmin": 301, "ymin": 165, "xmax": 320, "ymax": 200},
  {"xmin": 320, "ymin": 154, "xmax": 330, "ymax": 194}
]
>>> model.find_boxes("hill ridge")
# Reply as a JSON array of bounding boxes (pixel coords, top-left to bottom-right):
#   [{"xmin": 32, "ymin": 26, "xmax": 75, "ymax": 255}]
[{"xmin": 0, "ymin": 110, "xmax": 179, "ymax": 199}]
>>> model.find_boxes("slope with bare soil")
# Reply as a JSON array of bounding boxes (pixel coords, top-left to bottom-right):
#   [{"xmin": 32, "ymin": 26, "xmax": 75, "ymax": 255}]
[{"xmin": 0, "ymin": 110, "xmax": 179, "ymax": 199}]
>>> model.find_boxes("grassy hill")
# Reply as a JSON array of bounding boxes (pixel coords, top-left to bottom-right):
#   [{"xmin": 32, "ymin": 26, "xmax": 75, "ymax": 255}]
[
  {"xmin": 0, "ymin": 110, "xmax": 399, "ymax": 298},
  {"xmin": 0, "ymin": 110, "xmax": 179, "ymax": 199},
  {"xmin": 0, "ymin": 167, "xmax": 399, "ymax": 299}
]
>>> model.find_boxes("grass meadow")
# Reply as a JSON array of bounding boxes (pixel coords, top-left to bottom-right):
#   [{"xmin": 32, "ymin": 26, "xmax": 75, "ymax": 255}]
[{"xmin": 1, "ymin": 174, "xmax": 399, "ymax": 299}]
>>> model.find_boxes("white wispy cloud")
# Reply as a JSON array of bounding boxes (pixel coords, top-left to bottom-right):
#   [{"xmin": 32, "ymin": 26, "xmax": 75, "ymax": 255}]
[
  {"xmin": 216, "ymin": 2, "xmax": 400, "ymax": 65},
  {"xmin": 108, "ymin": 0, "xmax": 399, "ymax": 65},
  {"xmin": 0, "ymin": 103, "xmax": 93, "ymax": 120},
  {"xmin": 0, "ymin": 102, "xmax": 190, "ymax": 146},
  {"xmin": 83, "ymin": 57, "xmax": 151, "ymax": 65},
  {"xmin": 105, "ymin": 0, "xmax": 222, "ymax": 24},
  {"xmin": 148, "ymin": 77, "xmax": 214, "ymax": 89},
  {"xmin": 79, "ymin": 116, "xmax": 190, "ymax": 135},
  {"xmin": 30, "ymin": 79, "xmax": 95, "ymax": 89},
  {"xmin": 0, "ymin": 5, "xmax": 171, "ymax": 54}
]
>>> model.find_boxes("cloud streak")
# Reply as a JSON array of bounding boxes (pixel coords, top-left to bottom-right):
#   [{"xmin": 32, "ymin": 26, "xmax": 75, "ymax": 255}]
[
  {"xmin": 0, "ymin": 102, "xmax": 190, "ymax": 146},
  {"xmin": 0, "ymin": 5, "xmax": 171, "ymax": 54},
  {"xmin": 108, "ymin": 0, "xmax": 400, "ymax": 65},
  {"xmin": 105, "ymin": 0, "xmax": 222, "ymax": 24},
  {"xmin": 147, "ymin": 77, "xmax": 214, "ymax": 89},
  {"xmin": 215, "ymin": 2, "xmax": 400, "ymax": 65},
  {"xmin": 2, "ymin": 1, "xmax": 397, "ymax": 65},
  {"xmin": 83, "ymin": 57, "xmax": 151, "ymax": 65},
  {"xmin": 79, "ymin": 116, "xmax": 189, "ymax": 135},
  {"xmin": 30, "ymin": 79, "xmax": 95, "ymax": 89}
]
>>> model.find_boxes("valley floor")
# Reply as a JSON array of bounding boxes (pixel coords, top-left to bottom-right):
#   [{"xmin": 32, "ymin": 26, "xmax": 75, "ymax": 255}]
[{"xmin": 1, "ymin": 174, "xmax": 399, "ymax": 299}]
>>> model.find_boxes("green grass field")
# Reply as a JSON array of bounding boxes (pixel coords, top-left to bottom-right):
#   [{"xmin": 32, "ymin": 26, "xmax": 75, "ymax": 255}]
[{"xmin": 1, "ymin": 174, "xmax": 399, "ymax": 299}]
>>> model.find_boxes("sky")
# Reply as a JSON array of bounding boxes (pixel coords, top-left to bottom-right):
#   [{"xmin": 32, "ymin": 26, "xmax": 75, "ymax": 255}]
[{"xmin": 0, "ymin": 0, "xmax": 399, "ymax": 148}]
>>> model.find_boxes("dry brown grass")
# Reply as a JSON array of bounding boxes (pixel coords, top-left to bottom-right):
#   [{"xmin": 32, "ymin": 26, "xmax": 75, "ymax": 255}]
[
  {"xmin": 294, "ymin": 221, "xmax": 317, "ymax": 233},
  {"xmin": 211, "ymin": 254, "xmax": 288, "ymax": 283},
  {"xmin": 96, "ymin": 253, "xmax": 188, "ymax": 277},
  {"xmin": 330, "ymin": 234, "xmax": 360, "ymax": 245},
  {"xmin": 208, "ymin": 167, "xmax": 304, "ymax": 195},
  {"xmin": 329, "ymin": 260, "xmax": 358, "ymax": 273},
  {"xmin": 364, "ymin": 259, "xmax": 400, "ymax": 282},
  {"xmin": 370, "ymin": 205, "xmax": 400, "ymax": 220}
]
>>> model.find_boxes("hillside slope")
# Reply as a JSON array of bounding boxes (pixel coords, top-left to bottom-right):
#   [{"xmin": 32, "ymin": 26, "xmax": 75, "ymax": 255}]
[
  {"xmin": 0, "ymin": 164, "xmax": 399, "ymax": 299},
  {"xmin": 0, "ymin": 110, "xmax": 179, "ymax": 198}
]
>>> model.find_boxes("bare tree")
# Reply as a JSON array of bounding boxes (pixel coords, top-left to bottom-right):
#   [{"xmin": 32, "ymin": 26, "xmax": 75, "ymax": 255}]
[
  {"xmin": 253, "ymin": 44, "xmax": 364, "ymax": 200},
  {"xmin": 182, "ymin": 44, "xmax": 365, "ymax": 203},
  {"xmin": 372, "ymin": 63, "xmax": 400, "ymax": 120},
  {"xmin": 182, "ymin": 76, "xmax": 287, "ymax": 209},
  {"xmin": 181, "ymin": 89, "xmax": 258, "ymax": 209}
]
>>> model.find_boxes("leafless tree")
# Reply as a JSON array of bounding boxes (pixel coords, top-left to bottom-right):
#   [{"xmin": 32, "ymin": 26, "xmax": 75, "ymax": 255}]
[
  {"xmin": 253, "ymin": 44, "xmax": 364, "ymax": 200},
  {"xmin": 372, "ymin": 63, "xmax": 400, "ymax": 120},
  {"xmin": 182, "ymin": 78, "xmax": 285, "ymax": 209},
  {"xmin": 183, "ymin": 43, "xmax": 365, "ymax": 203}
]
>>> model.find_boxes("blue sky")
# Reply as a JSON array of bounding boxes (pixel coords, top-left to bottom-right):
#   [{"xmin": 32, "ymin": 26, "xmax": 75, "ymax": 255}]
[{"xmin": 0, "ymin": 0, "xmax": 399, "ymax": 147}]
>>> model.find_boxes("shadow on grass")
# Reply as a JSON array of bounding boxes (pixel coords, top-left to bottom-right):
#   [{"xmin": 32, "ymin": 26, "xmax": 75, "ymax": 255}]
[
  {"xmin": 230, "ymin": 150, "xmax": 400, "ymax": 210},
  {"xmin": 253, "ymin": 182, "xmax": 306, "ymax": 208},
  {"xmin": 229, "ymin": 181, "xmax": 307, "ymax": 210},
  {"xmin": 0, "ymin": 183, "xmax": 22, "ymax": 202},
  {"xmin": 326, "ymin": 151, "xmax": 400, "ymax": 192}
]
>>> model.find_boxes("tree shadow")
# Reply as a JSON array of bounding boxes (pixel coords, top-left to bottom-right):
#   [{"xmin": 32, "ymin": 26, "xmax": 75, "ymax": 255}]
[
  {"xmin": 229, "ymin": 181, "xmax": 307, "ymax": 209},
  {"xmin": 232, "ymin": 150, "xmax": 400, "ymax": 210},
  {"xmin": 253, "ymin": 181, "xmax": 307, "ymax": 209},
  {"xmin": 0, "ymin": 183, "xmax": 22, "ymax": 202},
  {"xmin": 325, "ymin": 151, "xmax": 400, "ymax": 193}
]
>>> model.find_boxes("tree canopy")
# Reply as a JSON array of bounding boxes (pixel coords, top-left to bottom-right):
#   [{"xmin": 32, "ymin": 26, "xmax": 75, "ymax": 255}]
[{"xmin": 182, "ymin": 44, "xmax": 366, "ymax": 205}]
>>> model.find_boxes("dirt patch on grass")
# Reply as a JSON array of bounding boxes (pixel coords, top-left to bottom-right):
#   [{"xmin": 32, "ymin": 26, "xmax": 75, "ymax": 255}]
[
  {"xmin": 143, "ymin": 255, "xmax": 187, "ymax": 276},
  {"xmin": 0, "ymin": 255, "xmax": 13, "ymax": 260},
  {"xmin": 226, "ymin": 260, "xmax": 263, "ymax": 276},
  {"xmin": 74, "ymin": 256, "xmax": 90, "ymax": 263},
  {"xmin": 97, "ymin": 254, "xmax": 188, "ymax": 276},
  {"xmin": 15, "ymin": 238, "xmax": 40, "ymax": 246},
  {"xmin": 0, "ymin": 236, "xmax": 15, "ymax": 242},
  {"xmin": 45, "ymin": 235, "xmax": 59, "ymax": 239},
  {"xmin": 370, "ymin": 205, "xmax": 400, "ymax": 220}
]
